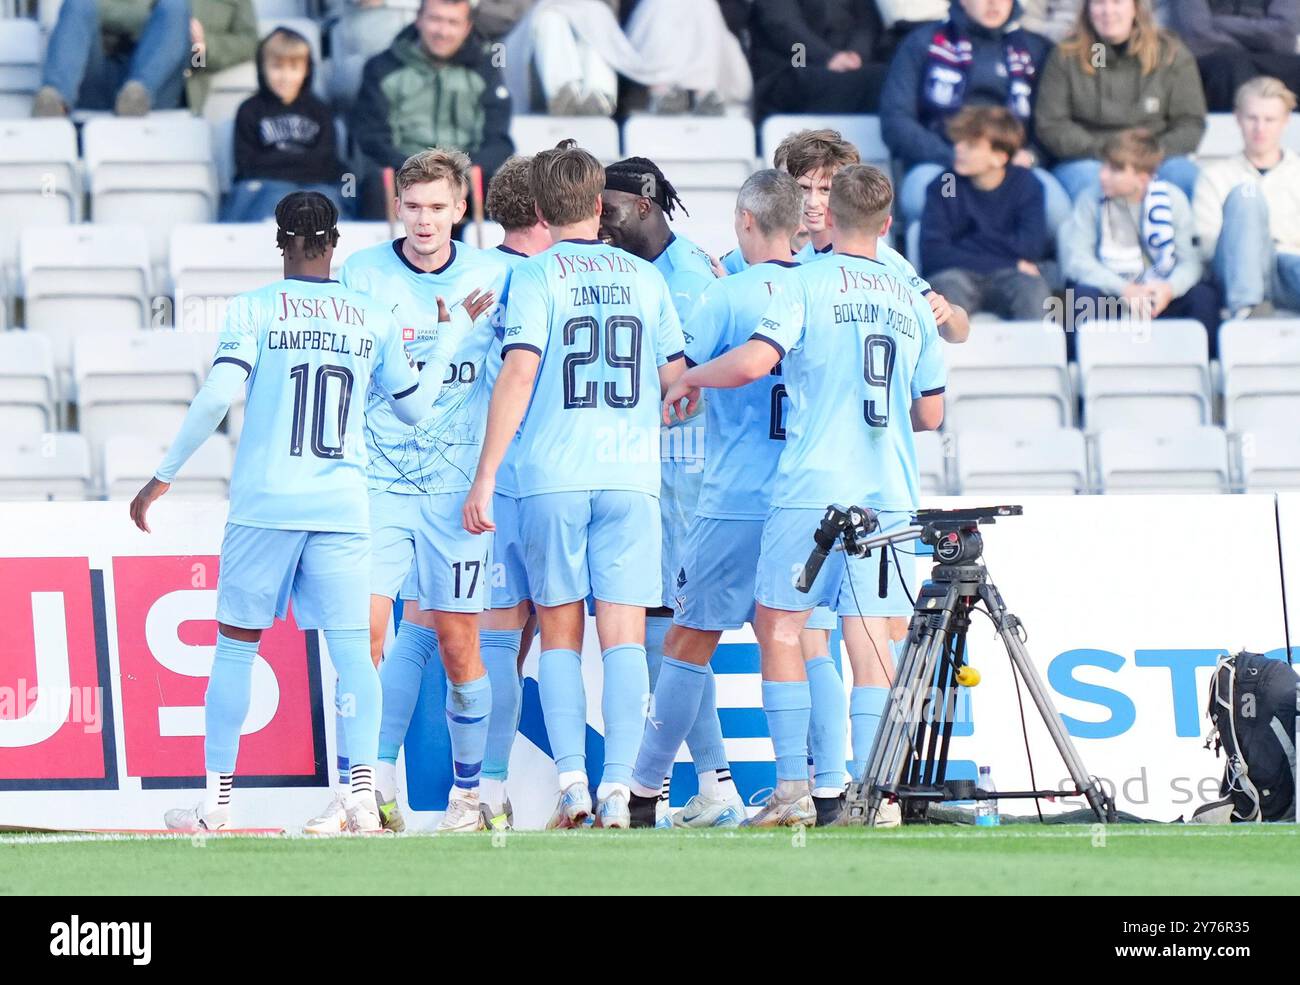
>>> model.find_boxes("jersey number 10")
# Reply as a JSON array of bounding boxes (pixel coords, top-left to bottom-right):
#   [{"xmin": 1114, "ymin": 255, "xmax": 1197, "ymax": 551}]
[{"xmin": 289, "ymin": 363, "xmax": 355, "ymax": 459}]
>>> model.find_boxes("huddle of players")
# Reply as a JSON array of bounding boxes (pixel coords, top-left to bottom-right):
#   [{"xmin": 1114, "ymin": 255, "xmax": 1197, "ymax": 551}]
[{"xmin": 135, "ymin": 124, "xmax": 961, "ymax": 834}]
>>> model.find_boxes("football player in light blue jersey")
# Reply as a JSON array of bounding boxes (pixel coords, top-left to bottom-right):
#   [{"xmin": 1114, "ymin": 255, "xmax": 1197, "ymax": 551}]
[
  {"xmin": 333, "ymin": 149, "xmax": 507, "ymax": 835},
  {"xmin": 463, "ymin": 140, "xmax": 688, "ymax": 829},
  {"xmin": 625, "ymin": 169, "xmax": 850, "ymax": 828},
  {"xmin": 719, "ymin": 127, "xmax": 971, "ymax": 344},
  {"xmin": 474, "ymin": 155, "xmax": 555, "ymax": 830},
  {"xmin": 130, "ymin": 193, "xmax": 455, "ymax": 834},
  {"xmin": 597, "ymin": 156, "xmax": 733, "ymax": 826},
  {"xmin": 664, "ymin": 166, "xmax": 947, "ymax": 828}
]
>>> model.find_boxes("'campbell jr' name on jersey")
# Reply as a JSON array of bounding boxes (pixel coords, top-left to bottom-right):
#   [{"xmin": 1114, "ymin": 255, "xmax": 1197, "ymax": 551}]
[
  {"xmin": 752, "ymin": 252, "xmax": 946, "ymax": 512},
  {"xmin": 502, "ymin": 238, "xmax": 686, "ymax": 498},
  {"xmin": 340, "ymin": 239, "xmax": 508, "ymax": 496},
  {"xmin": 215, "ymin": 276, "xmax": 417, "ymax": 533}
]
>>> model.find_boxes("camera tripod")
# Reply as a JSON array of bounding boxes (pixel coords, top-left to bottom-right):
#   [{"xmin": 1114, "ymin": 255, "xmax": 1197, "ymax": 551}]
[{"xmin": 806, "ymin": 505, "xmax": 1117, "ymax": 827}]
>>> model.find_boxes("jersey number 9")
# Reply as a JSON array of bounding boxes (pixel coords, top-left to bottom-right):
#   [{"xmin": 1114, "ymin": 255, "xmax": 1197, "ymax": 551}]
[{"xmin": 863, "ymin": 335, "xmax": 896, "ymax": 428}]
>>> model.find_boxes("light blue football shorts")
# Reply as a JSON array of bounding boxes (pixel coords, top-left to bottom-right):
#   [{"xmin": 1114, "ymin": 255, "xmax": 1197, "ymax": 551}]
[
  {"xmin": 215, "ymin": 522, "xmax": 370, "ymax": 631},
  {"xmin": 517, "ymin": 489, "xmax": 662, "ymax": 608},
  {"xmin": 674, "ymin": 516, "xmax": 837, "ymax": 631},
  {"xmin": 755, "ymin": 507, "xmax": 916, "ymax": 618}
]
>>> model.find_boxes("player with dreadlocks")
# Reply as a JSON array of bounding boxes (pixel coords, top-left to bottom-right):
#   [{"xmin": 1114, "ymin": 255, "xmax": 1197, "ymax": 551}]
[
  {"xmin": 132, "ymin": 191, "xmax": 463, "ymax": 834},
  {"xmin": 598, "ymin": 156, "xmax": 742, "ymax": 827}
]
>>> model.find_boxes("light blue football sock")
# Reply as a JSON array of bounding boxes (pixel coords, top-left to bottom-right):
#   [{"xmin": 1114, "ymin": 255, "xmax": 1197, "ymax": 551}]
[
  {"xmin": 480, "ymin": 629, "xmax": 523, "ymax": 782},
  {"xmin": 334, "ymin": 682, "xmax": 349, "ymax": 785},
  {"xmin": 378, "ymin": 621, "xmax": 438, "ymax": 764},
  {"xmin": 632, "ymin": 656, "xmax": 707, "ymax": 792},
  {"xmin": 849, "ymin": 685, "xmax": 890, "ymax": 782},
  {"xmin": 600, "ymin": 644, "xmax": 650, "ymax": 788},
  {"xmin": 203, "ymin": 632, "xmax": 259, "ymax": 774},
  {"xmin": 325, "ymin": 628, "xmax": 382, "ymax": 767},
  {"xmin": 684, "ymin": 665, "xmax": 729, "ymax": 774},
  {"xmin": 446, "ymin": 673, "xmax": 492, "ymax": 792},
  {"xmin": 645, "ymin": 614, "xmax": 672, "ymax": 689},
  {"xmin": 807, "ymin": 655, "xmax": 849, "ymax": 791},
  {"xmin": 762, "ymin": 679, "xmax": 812, "ymax": 782},
  {"xmin": 538, "ymin": 648, "xmax": 586, "ymax": 775}
]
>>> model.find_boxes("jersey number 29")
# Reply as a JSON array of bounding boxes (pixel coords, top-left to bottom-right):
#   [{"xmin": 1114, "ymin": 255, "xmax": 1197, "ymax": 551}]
[{"xmin": 562, "ymin": 315, "xmax": 643, "ymax": 409}]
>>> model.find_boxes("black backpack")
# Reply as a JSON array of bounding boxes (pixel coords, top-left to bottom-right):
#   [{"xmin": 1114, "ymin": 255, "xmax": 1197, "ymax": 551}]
[{"xmin": 1204, "ymin": 651, "xmax": 1299, "ymax": 822}]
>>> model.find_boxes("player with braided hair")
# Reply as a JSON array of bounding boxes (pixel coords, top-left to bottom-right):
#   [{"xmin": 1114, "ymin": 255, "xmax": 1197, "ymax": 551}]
[
  {"xmin": 133, "ymin": 191, "xmax": 462, "ymax": 834},
  {"xmin": 598, "ymin": 156, "xmax": 745, "ymax": 825}
]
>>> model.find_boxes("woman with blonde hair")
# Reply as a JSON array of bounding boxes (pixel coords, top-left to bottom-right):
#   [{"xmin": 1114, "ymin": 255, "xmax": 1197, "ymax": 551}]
[{"xmin": 1035, "ymin": 0, "xmax": 1206, "ymax": 201}]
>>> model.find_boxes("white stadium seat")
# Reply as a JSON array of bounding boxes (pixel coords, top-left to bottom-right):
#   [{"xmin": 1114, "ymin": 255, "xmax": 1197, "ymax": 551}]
[
  {"xmin": 0, "ymin": 118, "xmax": 80, "ymax": 286},
  {"xmin": 103, "ymin": 434, "xmax": 231, "ymax": 499},
  {"xmin": 916, "ymin": 430, "xmax": 951, "ymax": 497},
  {"xmin": 463, "ymin": 221, "xmax": 505, "ymax": 249},
  {"xmin": 759, "ymin": 114, "xmax": 890, "ymax": 168},
  {"xmin": 20, "ymin": 224, "xmax": 154, "ymax": 385},
  {"xmin": 170, "ymin": 222, "xmax": 282, "ymax": 337},
  {"xmin": 0, "ymin": 331, "xmax": 58, "ymax": 434},
  {"xmin": 202, "ymin": 61, "xmax": 259, "ymax": 130},
  {"xmin": 74, "ymin": 329, "xmax": 200, "ymax": 469},
  {"xmin": 1241, "ymin": 429, "xmax": 1300, "ymax": 492},
  {"xmin": 83, "ymin": 116, "xmax": 219, "ymax": 276},
  {"xmin": 332, "ymin": 222, "xmax": 394, "ymax": 271},
  {"xmin": 253, "ymin": 0, "xmax": 308, "ymax": 19},
  {"xmin": 957, "ymin": 428, "xmax": 1090, "ymax": 495},
  {"xmin": 941, "ymin": 321, "xmax": 1072, "ymax": 432},
  {"xmin": 0, "ymin": 17, "xmax": 41, "ymax": 118},
  {"xmin": 622, "ymin": 115, "xmax": 756, "ymax": 192},
  {"xmin": 0, "ymin": 432, "xmax": 92, "ymax": 500},
  {"xmin": 1076, "ymin": 319, "xmax": 1211, "ymax": 431},
  {"xmin": 1095, "ymin": 426, "xmax": 1231, "ymax": 493},
  {"xmin": 1219, "ymin": 318, "xmax": 1300, "ymax": 432},
  {"xmin": 510, "ymin": 115, "xmax": 621, "ymax": 162}
]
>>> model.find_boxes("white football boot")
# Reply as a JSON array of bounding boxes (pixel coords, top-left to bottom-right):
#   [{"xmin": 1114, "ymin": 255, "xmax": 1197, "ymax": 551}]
[
  {"xmin": 743, "ymin": 788, "xmax": 817, "ymax": 828},
  {"xmin": 164, "ymin": 803, "xmax": 230, "ymax": 832},
  {"xmin": 594, "ymin": 789, "xmax": 631, "ymax": 829},
  {"xmin": 302, "ymin": 792, "xmax": 348, "ymax": 835},
  {"xmin": 545, "ymin": 781, "xmax": 593, "ymax": 829},
  {"xmin": 345, "ymin": 793, "xmax": 383, "ymax": 834},
  {"xmin": 437, "ymin": 792, "xmax": 487, "ymax": 833},
  {"xmin": 671, "ymin": 791, "xmax": 746, "ymax": 828},
  {"xmin": 873, "ymin": 799, "xmax": 902, "ymax": 829}
]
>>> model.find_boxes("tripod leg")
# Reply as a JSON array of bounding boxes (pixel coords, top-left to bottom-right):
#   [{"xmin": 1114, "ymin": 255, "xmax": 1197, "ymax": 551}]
[{"xmin": 997, "ymin": 614, "xmax": 1114, "ymax": 822}]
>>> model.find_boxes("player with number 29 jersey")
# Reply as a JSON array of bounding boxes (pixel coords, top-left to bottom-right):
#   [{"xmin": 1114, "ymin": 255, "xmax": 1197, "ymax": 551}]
[{"xmin": 503, "ymin": 238, "xmax": 686, "ymax": 502}]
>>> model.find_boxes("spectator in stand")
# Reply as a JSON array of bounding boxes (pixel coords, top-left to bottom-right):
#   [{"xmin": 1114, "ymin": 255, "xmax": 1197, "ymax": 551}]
[
  {"xmin": 921, "ymin": 106, "xmax": 1055, "ymax": 321},
  {"xmin": 1019, "ymin": 0, "xmax": 1084, "ymax": 41},
  {"xmin": 223, "ymin": 29, "xmax": 346, "ymax": 222},
  {"xmin": 504, "ymin": 0, "xmax": 749, "ymax": 116},
  {"xmin": 351, "ymin": 0, "xmax": 513, "ymax": 217},
  {"xmin": 1195, "ymin": 76, "xmax": 1300, "ymax": 319},
  {"xmin": 1036, "ymin": 0, "xmax": 1206, "ymax": 203},
  {"xmin": 33, "ymin": 0, "xmax": 257, "ymax": 116},
  {"xmin": 880, "ymin": 0, "xmax": 1070, "ymax": 228},
  {"xmin": 1058, "ymin": 128, "xmax": 1219, "ymax": 341},
  {"xmin": 749, "ymin": 0, "xmax": 891, "ymax": 118},
  {"xmin": 1167, "ymin": 0, "xmax": 1300, "ymax": 112}
]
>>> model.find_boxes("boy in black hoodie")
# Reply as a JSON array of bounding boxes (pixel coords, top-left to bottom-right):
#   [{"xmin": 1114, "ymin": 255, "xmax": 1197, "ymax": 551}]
[{"xmin": 222, "ymin": 28, "xmax": 346, "ymax": 222}]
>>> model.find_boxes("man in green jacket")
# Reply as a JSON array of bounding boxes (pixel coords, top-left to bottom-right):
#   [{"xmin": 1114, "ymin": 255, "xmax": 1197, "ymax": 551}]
[
  {"xmin": 34, "ymin": 0, "xmax": 258, "ymax": 117},
  {"xmin": 350, "ymin": 0, "xmax": 514, "ymax": 218}
]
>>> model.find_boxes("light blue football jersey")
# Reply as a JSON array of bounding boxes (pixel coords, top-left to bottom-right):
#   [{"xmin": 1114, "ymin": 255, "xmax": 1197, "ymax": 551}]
[
  {"xmin": 215, "ymin": 276, "xmax": 417, "ymax": 533},
  {"xmin": 722, "ymin": 238, "xmax": 931, "ymax": 295},
  {"xmin": 483, "ymin": 244, "xmax": 529, "ymax": 497},
  {"xmin": 753, "ymin": 251, "xmax": 947, "ymax": 512},
  {"xmin": 502, "ymin": 238, "xmax": 686, "ymax": 497},
  {"xmin": 684, "ymin": 258, "xmax": 800, "ymax": 520},
  {"xmin": 340, "ymin": 239, "xmax": 508, "ymax": 495},
  {"xmin": 653, "ymin": 232, "xmax": 713, "ymax": 464}
]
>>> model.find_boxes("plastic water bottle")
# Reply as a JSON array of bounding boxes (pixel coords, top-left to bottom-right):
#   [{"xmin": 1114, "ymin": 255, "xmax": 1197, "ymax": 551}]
[{"xmin": 975, "ymin": 766, "xmax": 1000, "ymax": 827}]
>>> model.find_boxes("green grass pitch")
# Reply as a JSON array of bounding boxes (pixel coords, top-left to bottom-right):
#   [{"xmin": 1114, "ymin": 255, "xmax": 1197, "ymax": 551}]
[{"xmin": 3, "ymin": 825, "xmax": 1297, "ymax": 895}]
